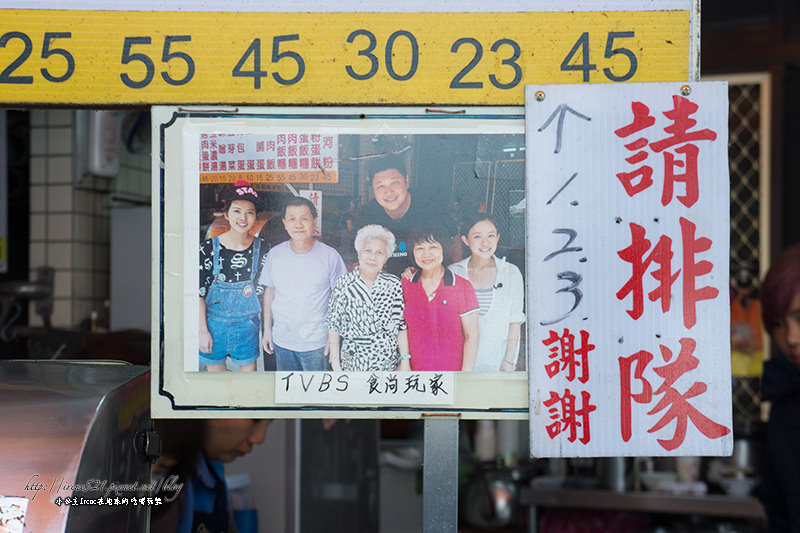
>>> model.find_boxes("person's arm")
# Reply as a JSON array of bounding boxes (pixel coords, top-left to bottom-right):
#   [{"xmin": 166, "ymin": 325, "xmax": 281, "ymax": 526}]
[
  {"xmin": 460, "ymin": 310, "xmax": 479, "ymax": 371},
  {"xmin": 199, "ymin": 298, "xmax": 213, "ymax": 354},
  {"xmin": 324, "ymin": 254, "xmax": 348, "ymax": 358},
  {"xmin": 500, "ymin": 322, "xmax": 522, "ymax": 371},
  {"xmin": 401, "ymin": 266, "xmax": 417, "ymax": 280},
  {"xmin": 325, "ymin": 270, "xmax": 346, "ymax": 357},
  {"xmin": 330, "ymin": 251, "xmax": 347, "ymax": 286},
  {"xmin": 396, "ymin": 329, "xmax": 411, "ymax": 371},
  {"xmin": 501, "ymin": 263, "xmax": 526, "ymax": 371},
  {"xmin": 327, "ymin": 329, "xmax": 342, "ymax": 371},
  {"xmin": 198, "ymin": 241, "xmax": 213, "ymax": 354},
  {"xmin": 261, "ymin": 286, "xmax": 275, "ymax": 354}
]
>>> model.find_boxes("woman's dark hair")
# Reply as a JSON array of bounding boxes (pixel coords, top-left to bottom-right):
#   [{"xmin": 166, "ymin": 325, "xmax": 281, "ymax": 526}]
[
  {"xmin": 221, "ymin": 197, "xmax": 257, "ymax": 214},
  {"xmin": 282, "ymin": 196, "xmax": 317, "ymax": 219},
  {"xmin": 761, "ymin": 243, "xmax": 800, "ymax": 334},
  {"xmin": 407, "ymin": 224, "xmax": 450, "ymax": 267},
  {"xmin": 460, "ymin": 212, "xmax": 499, "ymax": 237}
]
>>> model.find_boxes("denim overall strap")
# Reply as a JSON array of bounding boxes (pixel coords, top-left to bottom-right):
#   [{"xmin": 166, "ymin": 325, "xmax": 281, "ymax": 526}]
[
  {"xmin": 249, "ymin": 238, "xmax": 261, "ymax": 283},
  {"xmin": 206, "ymin": 239, "xmax": 261, "ymax": 319},
  {"xmin": 211, "ymin": 236, "xmax": 221, "ymax": 278}
]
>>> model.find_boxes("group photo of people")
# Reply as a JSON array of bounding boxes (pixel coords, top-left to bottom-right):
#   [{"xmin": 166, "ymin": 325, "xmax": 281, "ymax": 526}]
[{"xmin": 196, "ymin": 131, "xmax": 527, "ymax": 374}]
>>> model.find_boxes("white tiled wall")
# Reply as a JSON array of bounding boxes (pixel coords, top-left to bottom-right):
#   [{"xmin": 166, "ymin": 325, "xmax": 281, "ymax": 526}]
[
  {"xmin": 28, "ymin": 109, "xmax": 152, "ymax": 329},
  {"xmin": 28, "ymin": 110, "xmax": 109, "ymax": 328}
]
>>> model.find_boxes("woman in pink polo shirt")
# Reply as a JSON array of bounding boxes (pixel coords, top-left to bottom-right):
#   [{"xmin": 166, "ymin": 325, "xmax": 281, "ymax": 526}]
[{"xmin": 401, "ymin": 225, "xmax": 479, "ymax": 371}]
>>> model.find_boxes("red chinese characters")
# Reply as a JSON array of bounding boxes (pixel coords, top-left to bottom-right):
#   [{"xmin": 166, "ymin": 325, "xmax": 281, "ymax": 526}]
[
  {"xmin": 615, "ymin": 96, "xmax": 717, "ymax": 208},
  {"xmin": 611, "ymin": 91, "xmax": 727, "ymax": 453},
  {"xmin": 543, "ymin": 328, "xmax": 595, "ymax": 384},
  {"xmin": 616, "ymin": 223, "xmax": 678, "ymax": 320},
  {"xmin": 199, "ymin": 134, "xmax": 336, "ymax": 181},
  {"xmin": 543, "ymin": 389, "xmax": 597, "ymax": 445},
  {"xmin": 542, "ymin": 329, "xmax": 597, "ymax": 445},
  {"xmin": 618, "ymin": 338, "xmax": 730, "ymax": 451},
  {"xmin": 614, "ymin": 101, "xmax": 656, "ymax": 197},
  {"xmin": 616, "ymin": 217, "xmax": 719, "ymax": 328}
]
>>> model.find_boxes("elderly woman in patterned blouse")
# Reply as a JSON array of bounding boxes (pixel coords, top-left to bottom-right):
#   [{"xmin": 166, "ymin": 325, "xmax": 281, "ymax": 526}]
[{"xmin": 326, "ymin": 224, "xmax": 411, "ymax": 371}]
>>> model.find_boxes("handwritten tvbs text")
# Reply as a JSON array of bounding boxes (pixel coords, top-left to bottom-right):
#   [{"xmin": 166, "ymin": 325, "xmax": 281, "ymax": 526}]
[{"xmin": 276, "ymin": 371, "xmax": 455, "ymax": 406}]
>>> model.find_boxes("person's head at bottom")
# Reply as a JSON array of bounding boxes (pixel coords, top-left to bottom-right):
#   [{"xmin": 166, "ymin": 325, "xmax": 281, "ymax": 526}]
[
  {"xmin": 151, "ymin": 419, "xmax": 270, "ymax": 532},
  {"xmin": 203, "ymin": 419, "xmax": 270, "ymax": 462},
  {"xmin": 761, "ymin": 243, "xmax": 800, "ymax": 368}
]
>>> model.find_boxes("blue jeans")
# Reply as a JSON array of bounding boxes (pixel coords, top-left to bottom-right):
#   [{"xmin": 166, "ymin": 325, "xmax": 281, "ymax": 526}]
[
  {"xmin": 274, "ymin": 344, "xmax": 331, "ymax": 371},
  {"xmin": 200, "ymin": 313, "xmax": 260, "ymax": 366}
]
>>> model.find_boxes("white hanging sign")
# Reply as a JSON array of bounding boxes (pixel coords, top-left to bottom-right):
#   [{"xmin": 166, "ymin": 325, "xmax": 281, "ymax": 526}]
[{"xmin": 526, "ymin": 82, "xmax": 733, "ymax": 457}]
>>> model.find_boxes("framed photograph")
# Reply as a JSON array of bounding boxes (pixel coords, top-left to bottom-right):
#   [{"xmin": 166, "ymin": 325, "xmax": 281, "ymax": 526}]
[{"xmin": 152, "ymin": 106, "xmax": 528, "ymax": 418}]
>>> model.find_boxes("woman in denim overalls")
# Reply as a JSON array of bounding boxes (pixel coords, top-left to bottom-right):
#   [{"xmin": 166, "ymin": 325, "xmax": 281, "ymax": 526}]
[{"xmin": 199, "ymin": 180, "xmax": 267, "ymax": 372}]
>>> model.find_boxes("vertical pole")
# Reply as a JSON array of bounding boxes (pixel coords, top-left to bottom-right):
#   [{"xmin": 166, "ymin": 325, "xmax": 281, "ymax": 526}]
[
  {"xmin": 422, "ymin": 417, "xmax": 459, "ymax": 532},
  {"xmin": 0, "ymin": 110, "xmax": 6, "ymax": 275}
]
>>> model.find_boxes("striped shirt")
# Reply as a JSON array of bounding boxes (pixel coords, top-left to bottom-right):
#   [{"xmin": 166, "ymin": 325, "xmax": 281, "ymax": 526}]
[{"xmin": 475, "ymin": 288, "xmax": 493, "ymax": 317}]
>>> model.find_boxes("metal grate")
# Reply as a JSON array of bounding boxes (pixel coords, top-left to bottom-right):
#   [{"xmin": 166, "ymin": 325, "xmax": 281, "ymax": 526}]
[
  {"xmin": 451, "ymin": 161, "xmax": 492, "ymax": 216},
  {"xmin": 493, "ymin": 159, "xmax": 525, "ymax": 250},
  {"xmin": 727, "ymin": 81, "xmax": 766, "ymax": 422},
  {"xmin": 449, "ymin": 160, "xmax": 525, "ymax": 247},
  {"xmin": 729, "ymin": 83, "xmax": 762, "ymax": 293}
]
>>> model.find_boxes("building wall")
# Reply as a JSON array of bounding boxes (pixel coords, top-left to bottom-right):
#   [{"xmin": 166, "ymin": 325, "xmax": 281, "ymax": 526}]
[
  {"xmin": 702, "ymin": 0, "xmax": 800, "ymax": 253},
  {"xmin": 27, "ymin": 109, "xmax": 150, "ymax": 330}
]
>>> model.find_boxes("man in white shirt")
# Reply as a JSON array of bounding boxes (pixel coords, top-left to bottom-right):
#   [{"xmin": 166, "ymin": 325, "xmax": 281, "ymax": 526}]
[{"xmin": 259, "ymin": 197, "xmax": 346, "ymax": 371}]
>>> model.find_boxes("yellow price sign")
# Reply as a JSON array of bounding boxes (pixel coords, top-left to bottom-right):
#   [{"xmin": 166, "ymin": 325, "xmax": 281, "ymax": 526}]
[{"xmin": 0, "ymin": 10, "xmax": 690, "ymax": 105}]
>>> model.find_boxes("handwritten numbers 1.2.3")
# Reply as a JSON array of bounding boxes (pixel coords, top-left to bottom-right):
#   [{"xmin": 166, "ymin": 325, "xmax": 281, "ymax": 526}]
[{"xmin": 560, "ymin": 31, "xmax": 637, "ymax": 83}]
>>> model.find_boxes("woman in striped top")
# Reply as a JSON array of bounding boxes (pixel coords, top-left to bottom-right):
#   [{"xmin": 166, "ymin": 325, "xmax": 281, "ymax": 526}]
[{"xmin": 326, "ymin": 224, "xmax": 409, "ymax": 371}]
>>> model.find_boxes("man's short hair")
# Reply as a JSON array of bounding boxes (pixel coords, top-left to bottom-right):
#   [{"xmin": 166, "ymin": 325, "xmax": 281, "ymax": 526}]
[
  {"xmin": 282, "ymin": 196, "xmax": 317, "ymax": 219},
  {"xmin": 368, "ymin": 153, "xmax": 407, "ymax": 184}
]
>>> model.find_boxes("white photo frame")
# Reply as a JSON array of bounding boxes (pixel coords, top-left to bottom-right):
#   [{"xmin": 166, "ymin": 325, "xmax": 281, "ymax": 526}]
[{"xmin": 151, "ymin": 106, "xmax": 528, "ymax": 419}]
